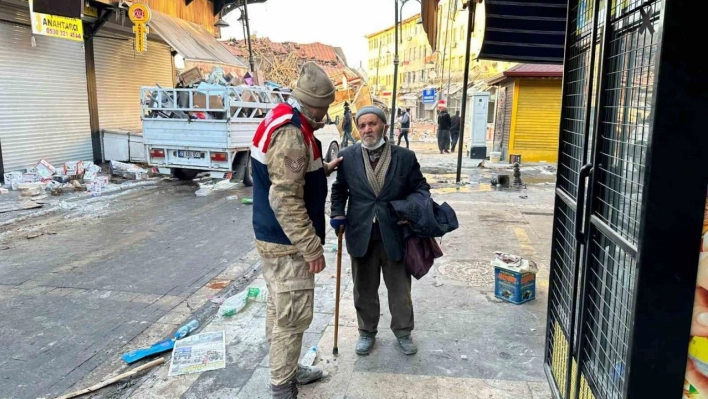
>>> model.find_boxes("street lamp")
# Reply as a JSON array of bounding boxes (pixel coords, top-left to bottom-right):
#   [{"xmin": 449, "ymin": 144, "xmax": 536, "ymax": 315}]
[{"xmin": 389, "ymin": 0, "xmax": 421, "ymax": 140}]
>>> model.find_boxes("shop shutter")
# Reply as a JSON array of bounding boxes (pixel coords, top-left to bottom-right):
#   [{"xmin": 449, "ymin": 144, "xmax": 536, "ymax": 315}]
[
  {"xmin": 0, "ymin": 5, "xmax": 92, "ymax": 172},
  {"xmin": 514, "ymin": 79, "xmax": 562, "ymax": 152},
  {"xmin": 93, "ymin": 35, "xmax": 174, "ymax": 132}
]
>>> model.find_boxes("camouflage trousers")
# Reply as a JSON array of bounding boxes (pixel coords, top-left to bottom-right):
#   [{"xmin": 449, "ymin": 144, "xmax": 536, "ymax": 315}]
[{"xmin": 261, "ymin": 252, "xmax": 315, "ymax": 386}]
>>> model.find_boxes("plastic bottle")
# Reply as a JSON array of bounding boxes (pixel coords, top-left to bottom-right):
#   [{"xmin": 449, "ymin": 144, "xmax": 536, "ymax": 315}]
[
  {"xmin": 219, "ymin": 287, "xmax": 268, "ymax": 317},
  {"xmin": 220, "ymin": 290, "xmax": 250, "ymax": 317},
  {"xmin": 174, "ymin": 320, "xmax": 199, "ymax": 340},
  {"xmin": 248, "ymin": 287, "xmax": 268, "ymax": 303},
  {"xmin": 242, "ymin": 198, "xmax": 253, "ymax": 204},
  {"xmin": 301, "ymin": 346, "xmax": 317, "ymax": 367}
]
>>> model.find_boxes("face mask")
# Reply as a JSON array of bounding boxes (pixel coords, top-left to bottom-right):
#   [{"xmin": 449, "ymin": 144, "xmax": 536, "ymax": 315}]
[
  {"xmin": 288, "ymin": 97, "xmax": 325, "ymax": 130},
  {"xmin": 362, "ymin": 136, "xmax": 385, "ymax": 150}
]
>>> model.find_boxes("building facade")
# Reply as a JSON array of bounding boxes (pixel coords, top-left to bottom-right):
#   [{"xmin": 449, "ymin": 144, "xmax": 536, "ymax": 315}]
[
  {"xmin": 488, "ymin": 64, "xmax": 563, "ymax": 163},
  {"xmin": 0, "ymin": 0, "xmax": 246, "ymax": 177},
  {"xmin": 364, "ymin": 0, "xmax": 514, "ymax": 120}
]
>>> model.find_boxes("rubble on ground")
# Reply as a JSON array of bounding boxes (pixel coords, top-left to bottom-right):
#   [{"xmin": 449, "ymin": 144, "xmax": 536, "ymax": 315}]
[{"xmin": 2, "ymin": 159, "xmax": 159, "ymax": 209}]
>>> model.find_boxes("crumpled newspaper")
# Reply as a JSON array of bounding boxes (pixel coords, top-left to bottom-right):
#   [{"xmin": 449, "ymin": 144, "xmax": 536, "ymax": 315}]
[{"xmin": 491, "ymin": 251, "xmax": 539, "ymax": 274}]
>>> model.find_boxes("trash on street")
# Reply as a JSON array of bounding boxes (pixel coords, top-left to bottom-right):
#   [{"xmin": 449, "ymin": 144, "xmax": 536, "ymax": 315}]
[
  {"xmin": 218, "ymin": 287, "xmax": 267, "ymax": 317},
  {"xmin": 168, "ymin": 331, "xmax": 226, "ymax": 377},
  {"xmin": 492, "ymin": 252, "xmax": 538, "ymax": 305}
]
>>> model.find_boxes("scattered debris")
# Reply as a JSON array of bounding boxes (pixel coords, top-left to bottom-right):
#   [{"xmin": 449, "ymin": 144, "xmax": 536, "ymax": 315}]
[
  {"xmin": 461, "ymin": 355, "xmax": 468, "ymax": 360},
  {"xmin": 122, "ymin": 320, "xmax": 199, "ymax": 364},
  {"xmin": 0, "ymin": 200, "xmax": 42, "ymax": 214},
  {"xmin": 26, "ymin": 232, "xmax": 44, "ymax": 239},
  {"xmin": 226, "ymin": 195, "xmax": 239, "ymax": 201},
  {"xmin": 55, "ymin": 358, "xmax": 165, "ymax": 399},
  {"xmin": 168, "ymin": 331, "xmax": 226, "ymax": 377},
  {"xmin": 242, "ymin": 198, "xmax": 253, "ymax": 205},
  {"xmin": 219, "ymin": 287, "xmax": 268, "ymax": 317},
  {"xmin": 519, "ymin": 195, "xmax": 528, "ymax": 199},
  {"xmin": 301, "ymin": 346, "xmax": 317, "ymax": 367},
  {"xmin": 492, "ymin": 252, "xmax": 538, "ymax": 305}
]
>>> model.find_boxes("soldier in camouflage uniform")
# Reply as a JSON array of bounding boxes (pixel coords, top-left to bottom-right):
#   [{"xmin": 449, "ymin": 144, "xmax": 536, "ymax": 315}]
[{"xmin": 250, "ymin": 62, "xmax": 341, "ymax": 399}]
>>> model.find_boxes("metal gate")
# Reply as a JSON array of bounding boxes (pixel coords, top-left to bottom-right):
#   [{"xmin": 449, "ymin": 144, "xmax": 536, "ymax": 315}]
[{"xmin": 545, "ymin": 0, "xmax": 662, "ymax": 397}]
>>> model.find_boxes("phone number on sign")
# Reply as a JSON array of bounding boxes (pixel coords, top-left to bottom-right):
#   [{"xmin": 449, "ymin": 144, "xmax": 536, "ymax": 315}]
[{"xmin": 46, "ymin": 29, "xmax": 82, "ymax": 39}]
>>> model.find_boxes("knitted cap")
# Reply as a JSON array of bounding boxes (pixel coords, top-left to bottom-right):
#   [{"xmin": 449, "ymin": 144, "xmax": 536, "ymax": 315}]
[
  {"xmin": 291, "ymin": 62, "xmax": 336, "ymax": 108},
  {"xmin": 356, "ymin": 105, "xmax": 388, "ymax": 125}
]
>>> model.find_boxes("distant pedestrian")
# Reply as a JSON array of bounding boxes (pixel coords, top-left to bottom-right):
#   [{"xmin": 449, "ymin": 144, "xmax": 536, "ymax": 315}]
[
  {"xmin": 342, "ymin": 102, "xmax": 356, "ymax": 147},
  {"xmin": 437, "ymin": 106, "xmax": 452, "ymax": 153},
  {"xmin": 397, "ymin": 108, "xmax": 411, "ymax": 148},
  {"xmin": 450, "ymin": 110, "xmax": 461, "ymax": 152}
]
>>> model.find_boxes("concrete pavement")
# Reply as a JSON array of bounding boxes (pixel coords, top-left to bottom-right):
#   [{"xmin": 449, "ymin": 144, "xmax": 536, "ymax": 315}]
[
  {"xmin": 0, "ymin": 181, "xmax": 261, "ymax": 399},
  {"xmin": 128, "ymin": 143, "xmax": 556, "ymax": 399}
]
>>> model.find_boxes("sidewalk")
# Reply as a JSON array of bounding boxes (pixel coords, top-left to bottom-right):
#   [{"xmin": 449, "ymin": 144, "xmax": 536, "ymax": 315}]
[{"xmin": 129, "ymin": 147, "xmax": 555, "ymax": 399}]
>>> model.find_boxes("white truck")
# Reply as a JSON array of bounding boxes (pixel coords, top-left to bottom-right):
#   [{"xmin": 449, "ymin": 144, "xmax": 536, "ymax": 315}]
[{"xmin": 140, "ymin": 85, "xmax": 342, "ymax": 184}]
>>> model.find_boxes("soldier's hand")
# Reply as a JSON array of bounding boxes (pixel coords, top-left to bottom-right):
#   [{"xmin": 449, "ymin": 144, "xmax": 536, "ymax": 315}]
[
  {"xmin": 308, "ymin": 254, "xmax": 326, "ymax": 274},
  {"xmin": 325, "ymin": 157, "xmax": 343, "ymax": 176}
]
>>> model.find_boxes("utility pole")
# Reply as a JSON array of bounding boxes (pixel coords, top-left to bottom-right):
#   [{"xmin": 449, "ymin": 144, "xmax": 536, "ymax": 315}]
[
  {"xmin": 243, "ymin": 0, "xmax": 255, "ymax": 73},
  {"xmin": 389, "ymin": 0, "xmax": 400, "ymax": 140},
  {"xmin": 456, "ymin": 0, "xmax": 478, "ymax": 183}
]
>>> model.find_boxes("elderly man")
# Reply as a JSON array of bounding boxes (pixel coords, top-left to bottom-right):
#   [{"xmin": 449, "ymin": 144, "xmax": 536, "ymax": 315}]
[
  {"xmin": 330, "ymin": 106, "xmax": 431, "ymax": 356},
  {"xmin": 251, "ymin": 62, "xmax": 342, "ymax": 399}
]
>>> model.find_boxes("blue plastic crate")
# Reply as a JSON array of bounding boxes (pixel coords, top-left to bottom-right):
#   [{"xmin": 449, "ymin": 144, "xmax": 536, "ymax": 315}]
[{"xmin": 494, "ymin": 267, "xmax": 536, "ymax": 304}]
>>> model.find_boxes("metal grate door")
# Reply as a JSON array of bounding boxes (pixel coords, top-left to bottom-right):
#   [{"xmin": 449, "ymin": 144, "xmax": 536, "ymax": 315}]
[{"xmin": 544, "ymin": 0, "xmax": 663, "ymax": 398}]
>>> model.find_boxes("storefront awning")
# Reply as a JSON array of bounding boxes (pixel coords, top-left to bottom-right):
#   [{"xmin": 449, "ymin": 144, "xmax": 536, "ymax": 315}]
[
  {"xmin": 149, "ymin": 10, "xmax": 248, "ymax": 69},
  {"xmin": 420, "ymin": 0, "xmax": 438, "ymax": 52},
  {"xmin": 478, "ymin": 0, "xmax": 566, "ymax": 64}
]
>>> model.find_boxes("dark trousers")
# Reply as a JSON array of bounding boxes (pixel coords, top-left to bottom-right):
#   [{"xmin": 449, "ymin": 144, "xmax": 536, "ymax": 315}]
[
  {"xmin": 342, "ymin": 127, "xmax": 356, "ymax": 147},
  {"xmin": 437, "ymin": 129, "xmax": 451, "ymax": 152},
  {"xmin": 351, "ymin": 224, "xmax": 414, "ymax": 338},
  {"xmin": 450, "ymin": 130, "xmax": 460, "ymax": 151},
  {"xmin": 397, "ymin": 128, "xmax": 409, "ymax": 148}
]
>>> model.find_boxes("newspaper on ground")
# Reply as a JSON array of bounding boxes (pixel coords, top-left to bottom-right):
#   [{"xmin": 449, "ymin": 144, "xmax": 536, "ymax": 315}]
[{"xmin": 168, "ymin": 331, "xmax": 226, "ymax": 377}]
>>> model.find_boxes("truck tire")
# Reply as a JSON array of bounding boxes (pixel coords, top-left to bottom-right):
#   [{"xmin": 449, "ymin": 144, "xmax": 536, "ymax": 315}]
[
  {"xmin": 173, "ymin": 168, "xmax": 199, "ymax": 181},
  {"xmin": 243, "ymin": 155, "xmax": 253, "ymax": 187},
  {"xmin": 327, "ymin": 143, "xmax": 339, "ymax": 163}
]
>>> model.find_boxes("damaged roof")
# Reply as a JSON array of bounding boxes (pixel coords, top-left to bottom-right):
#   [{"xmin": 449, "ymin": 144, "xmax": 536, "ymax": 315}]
[{"xmin": 487, "ymin": 63, "xmax": 563, "ymax": 84}]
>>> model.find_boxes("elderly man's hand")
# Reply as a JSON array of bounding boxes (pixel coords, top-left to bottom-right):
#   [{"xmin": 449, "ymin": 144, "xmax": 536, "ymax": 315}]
[{"xmin": 330, "ymin": 216, "xmax": 347, "ymax": 232}]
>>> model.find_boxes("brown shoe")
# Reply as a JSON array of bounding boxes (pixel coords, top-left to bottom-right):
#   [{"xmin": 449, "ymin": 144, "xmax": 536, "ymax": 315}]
[{"xmin": 271, "ymin": 378, "xmax": 299, "ymax": 398}]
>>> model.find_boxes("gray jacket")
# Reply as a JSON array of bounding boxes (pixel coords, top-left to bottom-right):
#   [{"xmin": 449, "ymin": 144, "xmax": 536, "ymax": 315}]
[{"xmin": 330, "ymin": 143, "xmax": 431, "ymax": 262}]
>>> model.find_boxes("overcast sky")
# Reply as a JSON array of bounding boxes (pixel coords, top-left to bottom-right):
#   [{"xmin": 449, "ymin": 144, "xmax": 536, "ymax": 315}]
[{"xmin": 220, "ymin": 0, "xmax": 421, "ymax": 68}]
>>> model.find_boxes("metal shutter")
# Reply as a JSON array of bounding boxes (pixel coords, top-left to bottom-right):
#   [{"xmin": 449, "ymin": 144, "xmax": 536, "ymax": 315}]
[
  {"xmin": 513, "ymin": 79, "xmax": 562, "ymax": 154},
  {"xmin": 93, "ymin": 35, "xmax": 174, "ymax": 132},
  {"xmin": 0, "ymin": 5, "xmax": 92, "ymax": 172}
]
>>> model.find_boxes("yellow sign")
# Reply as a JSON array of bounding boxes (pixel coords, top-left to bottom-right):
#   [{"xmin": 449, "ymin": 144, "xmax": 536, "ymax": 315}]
[
  {"xmin": 129, "ymin": 3, "xmax": 151, "ymax": 53},
  {"xmin": 128, "ymin": 3, "xmax": 151, "ymax": 24},
  {"xmin": 133, "ymin": 23, "xmax": 149, "ymax": 53},
  {"xmin": 83, "ymin": 4, "xmax": 99, "ymax": 19},
  {"xmin": 29, "ymin": 0, "xmax": 83, "ymax": 42}
]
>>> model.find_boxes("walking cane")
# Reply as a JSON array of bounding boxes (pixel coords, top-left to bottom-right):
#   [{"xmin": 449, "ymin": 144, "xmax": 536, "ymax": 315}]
[{"xmin": 333, "ymin": 226, "xmax": 344, "ymax": 355}]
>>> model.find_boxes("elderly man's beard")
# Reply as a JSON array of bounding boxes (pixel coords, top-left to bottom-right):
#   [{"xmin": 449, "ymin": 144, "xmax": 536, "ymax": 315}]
[{"xmin": 362, "ymin": 126, "xmax": 386, "ymax": 150}]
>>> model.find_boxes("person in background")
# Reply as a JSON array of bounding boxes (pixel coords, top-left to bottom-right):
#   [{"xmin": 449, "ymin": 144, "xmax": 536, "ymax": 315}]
[
  {"xmin": 342, "ymin": 102, "xmax": 357, "ymax": 147},
  {"xmin": 450, "ymin": 110, "xmax": 461, "ymax": 152},
  {"xmin": 437, "ymin": 106, "xmax": 452, "ymax": 153},
  {"xmin": 397, "ymin": 108, "xmax": 411, "ymax": 148},
  {"xmin": 251, "ymin": 62, "xmax": 343, "ymax": 399},
  {"xmin": 330, "ymin": 106, "xmax": 431, "ymax": 357}
]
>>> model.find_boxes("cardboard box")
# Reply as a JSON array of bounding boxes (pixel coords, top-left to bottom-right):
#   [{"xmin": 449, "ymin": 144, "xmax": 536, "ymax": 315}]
[
  {"xmin": 494, "ymin": 267, "xmax": 536, "ymax": 304},
  {"xmin": 193, "ymin": 93, "xmax": 224, "ymax": 109},
  {"xmin": 180, "ymin": 67, "xmax": 203, "ymax": 87}
]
